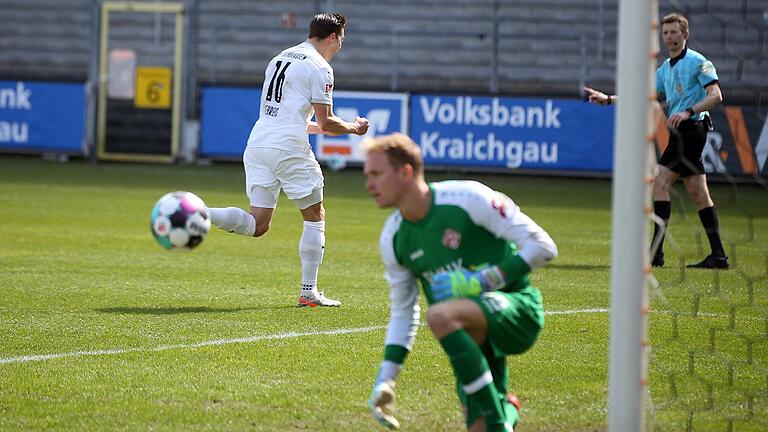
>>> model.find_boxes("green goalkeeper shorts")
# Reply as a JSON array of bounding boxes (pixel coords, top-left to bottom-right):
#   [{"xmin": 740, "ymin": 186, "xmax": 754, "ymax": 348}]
[{"xmin": 473, "ymin": 286, "xmax": 544, "ymax": 357}]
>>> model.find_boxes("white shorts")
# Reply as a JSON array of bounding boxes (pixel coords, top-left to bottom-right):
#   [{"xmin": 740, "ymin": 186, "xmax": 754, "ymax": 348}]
[{"xmin": 243, "ymin": 146, "xmax": 324, "ymax": 209}]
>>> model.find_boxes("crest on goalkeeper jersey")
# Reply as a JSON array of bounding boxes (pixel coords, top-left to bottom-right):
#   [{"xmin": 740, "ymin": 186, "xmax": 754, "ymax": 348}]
[
  {"xmin": 442, "ymin": 229, "xmax": 462, "ymax": 249},
  {"xmin": 491, "ymin": 196, "xmax": 509, "ymax": 218}
]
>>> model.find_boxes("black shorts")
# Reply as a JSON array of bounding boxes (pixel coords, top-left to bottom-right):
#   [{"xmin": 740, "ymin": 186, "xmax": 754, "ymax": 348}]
[{"xmin": 658, "ymin": 119, "xmax": 708, "ymax": 177}]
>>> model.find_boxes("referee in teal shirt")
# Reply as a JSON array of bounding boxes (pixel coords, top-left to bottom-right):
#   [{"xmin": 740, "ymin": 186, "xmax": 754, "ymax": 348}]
[{"xmin": 584, "ymin": 13, "xmax": 728, "ymax": 269}]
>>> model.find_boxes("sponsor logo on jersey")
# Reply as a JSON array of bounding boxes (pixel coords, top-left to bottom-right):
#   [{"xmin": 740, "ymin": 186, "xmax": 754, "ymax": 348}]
[
  {"xmin": 675, "ymin": 82, "xmax": 683, "ymax": 94},
  {"xmin": 325, "ymin": 84, "xmax": 334, "ymax": 95},
  {"xmin": 423, "ymin": 258, "xmax": 464, "ymax": 282},
  {"xmin": 410, "ymin": 249, "xmax": 425, "ymax": 261},
  {"xmin": 442, "ymin": 229, "xmax": 461, "ymax": 249},
  {"xmin": 701, "ymin": 61, "xmax": 714, "ymax": 74}
]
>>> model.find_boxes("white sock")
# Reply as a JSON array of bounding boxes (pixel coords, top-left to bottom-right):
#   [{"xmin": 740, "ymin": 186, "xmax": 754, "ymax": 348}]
[
  {"xmin": 208, "ymin": 207, "xmax": 256, "ymax": 237},
  {"xmin": 299, "ymin": 220, "xmax": 325, "ymax": 296}
]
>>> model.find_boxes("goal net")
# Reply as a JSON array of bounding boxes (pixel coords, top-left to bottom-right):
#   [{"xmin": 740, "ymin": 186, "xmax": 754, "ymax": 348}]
[{"xmin": 610, "ymin": 1, "xmax": 768, "ymax": 431}]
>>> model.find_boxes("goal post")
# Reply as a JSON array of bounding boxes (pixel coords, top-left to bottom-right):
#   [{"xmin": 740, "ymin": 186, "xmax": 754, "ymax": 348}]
[{"xmin": 608, "ymin": 0, "xmax": 658, "ymax": 431}]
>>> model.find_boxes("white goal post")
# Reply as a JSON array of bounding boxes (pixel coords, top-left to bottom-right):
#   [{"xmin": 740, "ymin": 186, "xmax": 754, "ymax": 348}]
[{"xmin": 608, "ymin": 0, "xmax": 658, "ymax": 431}]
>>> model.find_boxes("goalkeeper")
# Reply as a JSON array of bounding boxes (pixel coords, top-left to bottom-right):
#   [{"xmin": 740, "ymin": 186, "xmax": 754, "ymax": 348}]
[{"xmin": 362, "ymin": 133, "xmax": 558, "ymax": 431}]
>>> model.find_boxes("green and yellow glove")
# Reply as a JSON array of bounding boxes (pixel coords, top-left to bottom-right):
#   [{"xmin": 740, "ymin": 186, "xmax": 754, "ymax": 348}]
[{"xmin": 431, "ymin": 265, "xmax": 505, "ymax": 302}]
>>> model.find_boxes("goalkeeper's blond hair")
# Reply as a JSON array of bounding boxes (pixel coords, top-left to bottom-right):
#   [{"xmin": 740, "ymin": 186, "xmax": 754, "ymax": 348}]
[{"xmin": 363, "ymin": 133, "xmax": 424, "ymax": 177}]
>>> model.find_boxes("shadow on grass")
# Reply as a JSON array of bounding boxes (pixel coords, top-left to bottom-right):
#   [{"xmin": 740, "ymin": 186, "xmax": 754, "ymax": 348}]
[
  {"xmin": 548, "ymin": 263, "xmax": 610, "ymax": 271},
  {"xmin": 96, "ymin": 305, "xmax": 295, "ymax": 315}
]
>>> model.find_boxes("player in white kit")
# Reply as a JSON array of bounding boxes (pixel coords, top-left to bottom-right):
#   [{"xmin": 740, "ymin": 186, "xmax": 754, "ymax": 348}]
[{"xmin": 207, "ymin": 13, "xmax": 369, "ymax": 307}]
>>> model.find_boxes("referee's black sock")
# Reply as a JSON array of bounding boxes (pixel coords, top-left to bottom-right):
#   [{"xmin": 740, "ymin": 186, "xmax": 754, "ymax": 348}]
[
  {"xmin": 698, "ymin": 206, "xmax": 727, "ymax": 258},
  {"xmin": 653, "ymin": 201, "xmax": 671, "ymax": 256}
]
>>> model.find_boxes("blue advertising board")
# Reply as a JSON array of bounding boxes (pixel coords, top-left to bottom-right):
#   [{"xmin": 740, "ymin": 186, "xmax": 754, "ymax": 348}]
[
  {"xmin": 0, "ymin": 81, "xmax": 85, "ymax": 153},
  {"xmin": 410, "ymin": 95, "xmax": 615, "ymax": 172},
  {"xmin": 312, "ymin": 91, "xmax": 408, "ymax": 162},
  {"xmin": 199, "ymin": 87, "xmax": 409, "ymax": 160},
  {"xmin": 199, "ymin": 86, "xmax": 261, "ymax": 158}
]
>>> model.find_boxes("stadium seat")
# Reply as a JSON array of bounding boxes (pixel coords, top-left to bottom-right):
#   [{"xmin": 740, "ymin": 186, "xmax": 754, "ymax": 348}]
[{"xmin": 0, "ymin": 0, "xmax": 765, "ymax": 100}]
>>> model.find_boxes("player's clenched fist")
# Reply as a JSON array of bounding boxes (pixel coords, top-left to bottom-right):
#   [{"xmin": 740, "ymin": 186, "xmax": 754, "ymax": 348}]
[{"xmin": 354, "ymin": 116, "xmax": 370, "ymax": 135}]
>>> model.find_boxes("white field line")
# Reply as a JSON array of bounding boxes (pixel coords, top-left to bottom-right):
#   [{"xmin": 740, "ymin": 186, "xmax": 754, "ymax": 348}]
[
  {"xmin": 546, "ymin": 308, "xmax": 609, "ymax": 316},
  {"xmin": 0, "ymin": 325, "xmax": 385, "ymax": 365},
  {"xmin": 0, "ymin": 308, "xmax": 611, "ymax": 365}
]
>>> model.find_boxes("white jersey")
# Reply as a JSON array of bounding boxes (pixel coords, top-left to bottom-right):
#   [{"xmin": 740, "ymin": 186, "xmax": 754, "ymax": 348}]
[{"xmin": 246, "ymin": 41, "xmax": 334, "ymax": 153}]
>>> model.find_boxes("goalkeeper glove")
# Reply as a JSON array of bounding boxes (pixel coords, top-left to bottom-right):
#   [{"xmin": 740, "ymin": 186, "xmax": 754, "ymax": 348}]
[
  {"xmin": 431, "ymin": 265, "xmax": 505, "ymax": 302},
  {"xmin": 369, "ymin": 379, "xmax": 399, "ymax": 429}
]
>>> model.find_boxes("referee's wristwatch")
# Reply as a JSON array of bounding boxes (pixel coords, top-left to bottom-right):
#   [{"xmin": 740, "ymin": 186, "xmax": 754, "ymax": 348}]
[{"xmin": 685, "ymin": 107, "xmax": 696, "ymax": 117}]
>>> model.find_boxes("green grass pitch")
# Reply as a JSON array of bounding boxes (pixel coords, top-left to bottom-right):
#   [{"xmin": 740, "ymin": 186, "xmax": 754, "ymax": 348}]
[{"xmin": 0, "ymin": 155, "xmax": 765, "ymax": 431}]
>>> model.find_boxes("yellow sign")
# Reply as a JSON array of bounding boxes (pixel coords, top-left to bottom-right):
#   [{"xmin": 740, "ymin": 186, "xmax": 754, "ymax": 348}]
[{"xmin": 135, "ymin": 66, "xmax": 172, "ymax": 109}]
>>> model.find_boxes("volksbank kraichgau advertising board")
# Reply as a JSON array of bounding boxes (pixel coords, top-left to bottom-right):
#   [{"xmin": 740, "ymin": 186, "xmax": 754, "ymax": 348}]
[{"xmin": 410, "ymin": 95, "xmax": 615, "ymax": 172}]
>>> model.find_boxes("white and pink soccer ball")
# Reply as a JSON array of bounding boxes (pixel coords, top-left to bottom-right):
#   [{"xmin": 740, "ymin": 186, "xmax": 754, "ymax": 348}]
[{"xmin": 150, "ymin": 191, "xmax": 210, "ymax": 251}]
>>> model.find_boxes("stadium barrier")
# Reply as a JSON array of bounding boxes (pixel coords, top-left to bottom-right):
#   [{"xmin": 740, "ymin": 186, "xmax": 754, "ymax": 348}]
[
  {"xmin": 0, "ymin": 81, "xmax": 85, "ymax": 155},
  {"xmin": 1, "ymin": 81, "xmax": 766, "ymax": 179},
  {"xmin": 200, "ymin": 86, "xmax": 767, "ymax": 178},
  {"xmin": 201, "ymin": 88, "xmax": 614, "ymax": 173}
]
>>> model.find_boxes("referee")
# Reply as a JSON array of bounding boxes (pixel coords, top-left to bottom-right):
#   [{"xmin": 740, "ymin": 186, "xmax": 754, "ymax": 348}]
[{"xmin": 584, "ymin": 13, "xmax": 728, "ymax": 269}]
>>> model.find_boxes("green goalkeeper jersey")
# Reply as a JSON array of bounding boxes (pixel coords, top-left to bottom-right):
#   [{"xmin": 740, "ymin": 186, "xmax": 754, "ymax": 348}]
[{"xmin": 378, "ymin": 180, "xmax": 557, "ymax": 352}]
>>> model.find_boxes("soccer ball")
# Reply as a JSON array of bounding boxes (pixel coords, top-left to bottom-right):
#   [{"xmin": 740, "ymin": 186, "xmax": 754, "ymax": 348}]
[{"xmin": 150, "ymin": 191, "xmax": 211, "ymax": 251}]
